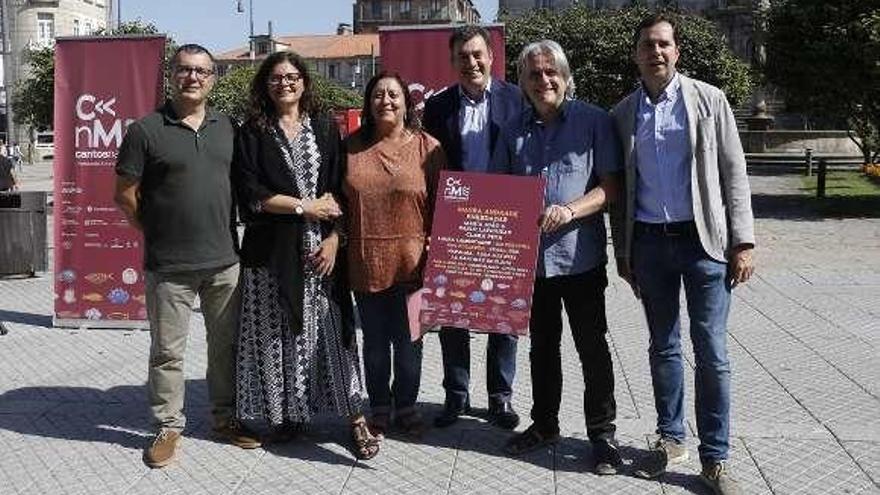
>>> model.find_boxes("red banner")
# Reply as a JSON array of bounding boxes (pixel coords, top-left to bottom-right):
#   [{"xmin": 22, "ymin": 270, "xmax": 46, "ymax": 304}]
[
  {"xmin": 419, "ymin": 171, "xmax": 544, "ymax": 336},
  {"xmin": 53, "ymin": 36, "xmax": 165, "ymax": 328},
  {"xmin": 379, "ymin": 24, "xmax": 506, "ymax": 111}
]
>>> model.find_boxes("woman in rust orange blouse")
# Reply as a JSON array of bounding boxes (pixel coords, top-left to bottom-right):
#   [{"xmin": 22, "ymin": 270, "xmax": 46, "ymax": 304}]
[{"xmin": 344, "ymin": 72, "xmax": 446, "ymax": 439}]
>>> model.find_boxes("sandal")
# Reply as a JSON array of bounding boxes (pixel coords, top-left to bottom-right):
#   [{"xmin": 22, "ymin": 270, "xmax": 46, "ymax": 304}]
[
  {"xmin": 351, "ymin": 419, "xmax": 380, "ymax": 460},
  {"xmin": 367, "ymin": 413, "xmax": 389, "ymax": 439},
  {"xmin": 504, "ymin": 424, "xmax": 560, "ymax": 456},
  {"xmin": 394, "ymin": 410, "xmax": 427, "ymax": 437}
]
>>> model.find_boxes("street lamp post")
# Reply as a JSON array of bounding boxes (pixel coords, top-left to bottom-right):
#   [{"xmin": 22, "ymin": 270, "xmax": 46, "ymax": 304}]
[
  {"xmin": 1, "ymin": 0, "xmax": 14, "ymax": 147},
  {"xmin": 236, "ymin": 0, "xmax": 254, "ymax": 61}
]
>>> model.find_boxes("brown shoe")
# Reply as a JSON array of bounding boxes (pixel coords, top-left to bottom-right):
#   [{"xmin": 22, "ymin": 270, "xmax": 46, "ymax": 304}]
[
  {"xmin": 143, "ymin": 429, "xmax": 181, "ymax": 468},
  {"xmin": 213, "ymin": 420, "xmax": 262, "ymax": 449}
]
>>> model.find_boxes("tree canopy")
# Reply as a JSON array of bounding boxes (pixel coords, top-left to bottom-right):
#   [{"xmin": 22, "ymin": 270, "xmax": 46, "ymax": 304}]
[
  {"xmin": 210, "ymin": 64, "xmax": 363, "ymax": 123},
  {"xmin": 11, "ymin": 16, "xmax": 362, "ymax": 131},
  {"xmin": 765, "ymin": 0, "xmax": 880, "ymax": 164},
  {"xmin": 502, "ymin": 6, "xmax": 753, "ymax": 110}
]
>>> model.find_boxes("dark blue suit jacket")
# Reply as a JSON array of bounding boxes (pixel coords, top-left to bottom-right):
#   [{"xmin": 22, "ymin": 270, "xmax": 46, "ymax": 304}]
[{"xmin": 422, "ymin": 79, "xmax": 524, "ymax": 172}]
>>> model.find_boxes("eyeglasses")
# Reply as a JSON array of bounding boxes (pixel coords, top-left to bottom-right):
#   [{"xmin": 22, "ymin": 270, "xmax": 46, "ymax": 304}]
[
  {"xmin": 174, "ymin": 65, "xmax": 214, "ymax": 79},
  {"xmin": 268, "ymin": 73, "xmax": 303, "ymax": 86}
]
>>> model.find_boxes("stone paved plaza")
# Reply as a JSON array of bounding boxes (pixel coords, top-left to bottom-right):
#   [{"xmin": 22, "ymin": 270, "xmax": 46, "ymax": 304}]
[{"xmin": 1, "ymin": 165, "xmax": 879, "ymax": 494}]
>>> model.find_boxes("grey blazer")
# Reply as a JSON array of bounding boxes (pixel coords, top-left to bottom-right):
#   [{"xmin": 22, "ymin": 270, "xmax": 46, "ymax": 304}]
[{"xmin": 609, "ymin": 74, "xmax": 755, "ymax": 267}]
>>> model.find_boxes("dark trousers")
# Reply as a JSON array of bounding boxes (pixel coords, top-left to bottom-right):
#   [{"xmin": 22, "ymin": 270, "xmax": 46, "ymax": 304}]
[
  {"xmin": 355, "ymin": 285, "xmax": 423, "ymax": 415},
  {"xmin": 439, "ymin": 327, "xmax": 517, "ymax": 408},
  {"xmin": 528, "ymin": 267, "xmax": 617, "ymax": 442}
]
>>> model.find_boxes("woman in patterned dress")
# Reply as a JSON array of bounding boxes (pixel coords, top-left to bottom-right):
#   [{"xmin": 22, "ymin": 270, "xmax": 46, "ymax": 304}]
[
  {"xmin": 233, "ymin": 51, "xmax": 379, "ymax": 459},
  {"xmin": 344, "ymin": 72, "xmax": 446, "ymax": 439}
]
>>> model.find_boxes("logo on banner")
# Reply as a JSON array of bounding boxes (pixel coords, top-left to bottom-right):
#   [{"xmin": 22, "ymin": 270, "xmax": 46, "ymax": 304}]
[
  {"xmin": 74, "ymin": 93, "xmax": 136, "ymax": 161},
  {"xmin": 443, "ymin": 176, "xmax": 471, "ymax": 202}
]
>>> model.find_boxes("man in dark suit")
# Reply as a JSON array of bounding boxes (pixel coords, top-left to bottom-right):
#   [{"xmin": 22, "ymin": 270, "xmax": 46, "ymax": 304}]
[{"xmin": 423, "ymin": 24, "xmax": 524, "ymax": 430}]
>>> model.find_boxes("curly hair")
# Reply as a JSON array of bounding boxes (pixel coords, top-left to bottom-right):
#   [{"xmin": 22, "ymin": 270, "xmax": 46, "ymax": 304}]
[{"xmin": 245, "ymin": 51, "xmax": 315, "ymax": 129}]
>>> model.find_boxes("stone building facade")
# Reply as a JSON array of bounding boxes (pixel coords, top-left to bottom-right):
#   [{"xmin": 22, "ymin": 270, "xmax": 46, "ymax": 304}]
[
  {"xmin": 215, "ymin": 25, "xmax": 381, "ymax": 95},
  {"xmin": 353, "ymin": 0, "xmax": 481, "ymax": 33},
  {"xmin": 2, "ymin": 0, "xmax": 111, "ymax": 145}
]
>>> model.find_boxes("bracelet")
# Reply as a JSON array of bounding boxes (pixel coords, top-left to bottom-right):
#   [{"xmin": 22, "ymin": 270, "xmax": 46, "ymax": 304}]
[{"xmin": 562, "ymin": 204, "xmax": 576, "ymax": 220}]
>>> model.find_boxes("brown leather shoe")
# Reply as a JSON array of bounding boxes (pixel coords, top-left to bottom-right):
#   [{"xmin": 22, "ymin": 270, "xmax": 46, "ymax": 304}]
[
  {"xmin": 212, "ymin": 420, "xmax": 262, "ymax": 449},
  {"xmin": 143, "ymin": 429, "xmax": 181, "ymax": 468}
]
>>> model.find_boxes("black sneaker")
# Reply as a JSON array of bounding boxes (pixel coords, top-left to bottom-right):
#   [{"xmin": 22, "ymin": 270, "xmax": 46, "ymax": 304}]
[
  {"xmin": 592, "ymin": 439, "xmax": 623, "ymax": 475},
  {"xmin": 504, "ymin": 423, "xmax": 560, "ymax": 456}
]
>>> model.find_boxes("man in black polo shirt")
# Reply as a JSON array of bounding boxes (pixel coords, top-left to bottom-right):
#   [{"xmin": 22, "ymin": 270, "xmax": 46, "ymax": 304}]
[{"xmin": 115, "ymin": 44, "xmax": 258, "ymax": 468}]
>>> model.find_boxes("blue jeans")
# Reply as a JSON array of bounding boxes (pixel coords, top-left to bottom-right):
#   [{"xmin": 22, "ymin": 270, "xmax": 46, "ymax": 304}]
[
  {"xmin": 633, "ymin": 228, "xmax": 732, "ymax": 463},
  {"xmin": 439, "ymin": 327, "xmax": 517, "ymax": 408},
  {"xmin": 355, "ymin": 285, "xmax": 423, "ymax": 415}
]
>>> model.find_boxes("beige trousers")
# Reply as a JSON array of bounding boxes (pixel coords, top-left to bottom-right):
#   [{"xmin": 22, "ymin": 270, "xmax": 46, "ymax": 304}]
[{"xmin": 145, "ymin": 263, "xmax": 240, "ymax": 432}]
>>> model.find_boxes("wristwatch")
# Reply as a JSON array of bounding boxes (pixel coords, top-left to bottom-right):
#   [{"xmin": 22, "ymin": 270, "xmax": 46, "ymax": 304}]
[{"xmin": 294, "ymin": 201, "xmax": 305, "ymax": 216}]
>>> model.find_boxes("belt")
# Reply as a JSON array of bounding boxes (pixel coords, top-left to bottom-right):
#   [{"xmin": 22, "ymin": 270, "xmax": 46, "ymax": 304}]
[{"xmin": 634, "ymin": 221, "xmax": 697, "ymax": 237}]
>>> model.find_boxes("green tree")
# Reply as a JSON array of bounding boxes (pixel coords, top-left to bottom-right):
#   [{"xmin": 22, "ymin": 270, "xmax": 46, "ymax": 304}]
[
  {"xmin": 209, "ymin": 65, "xmax": 257, "ymax": 121},
  {"xmin": 11, "ymin": 20, "xmax": 172, "ymax": 132},
  {"xmin": 210, "ymin": 63, "xmax": 363, "ymax": 123},
  {"xmin": 501, "ymin": 6, "xmax": 753, "ymax": 110},
  {"xmin": 765, "ymin": 0, "xmax": 880, "ymax": 165},
  {"xmin": 11, "ymin": 47, "xmax": 54, "ymax": 132}
]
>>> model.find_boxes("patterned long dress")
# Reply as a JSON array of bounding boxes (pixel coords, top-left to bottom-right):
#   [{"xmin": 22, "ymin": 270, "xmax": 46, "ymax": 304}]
[{"xmin": 236, "ymin": 117, "xmax": 364, "ymax": 425}]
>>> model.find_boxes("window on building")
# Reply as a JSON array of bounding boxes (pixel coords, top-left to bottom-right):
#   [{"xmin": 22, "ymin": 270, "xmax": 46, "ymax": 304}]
[
  {"xmin": 37, "ymin": 13, "xmax": 55, "ymax": 46},
  {"xmin": 84, "ymin": 20, "xmax": 93, "ymax": 35},
  {"xmin": 371, "ymin": 0, "xmax": 383, "ymax": 19},
  {"xmin": 328, "ymin": 64, "xmax": 337, "ymax": 79},
  {"xmin": 257, "ymin": 41, "xmax": 269, "ymax": 55},
  {"xmin": 400, "ymin": 0, "xmax": 411, "ymax": 17},
  {"xmin": 534, "ymin": 0, "xmax": 554, "ymax": 7},
  {"xmin": 73, "ymin": 19, "xmax": 80, "ymax": 36},
  {"xmin": 431, "ymin": 0, "xmax": 442, "ymax": 12}
]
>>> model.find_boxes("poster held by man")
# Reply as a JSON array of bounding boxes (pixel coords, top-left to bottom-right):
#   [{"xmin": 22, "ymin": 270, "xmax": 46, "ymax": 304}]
[{"xmin": 417, "ymin": 171, "xmax": 544, "ymax": 337}]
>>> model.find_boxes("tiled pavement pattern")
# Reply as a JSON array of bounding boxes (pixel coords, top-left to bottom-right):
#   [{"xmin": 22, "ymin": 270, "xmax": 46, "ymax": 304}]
[{"xmin": 1, "ymin": 168, "xmax": 879, "ymax": 494}]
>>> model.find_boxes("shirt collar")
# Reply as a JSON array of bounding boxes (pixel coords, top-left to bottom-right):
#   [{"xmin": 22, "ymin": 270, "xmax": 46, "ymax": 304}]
[
  {"xmin": 640, "ymin": 72, "xmax": 681, "ymax": 105},
  {"xmin": 459, "ymin": 78, "xmax": 492, "ymax": 105},
  {"xmin": 524, "ymin": 98, "xmax": 570, "ymax": 126},
  {"xmin": 161, "ymin": 100, "xmax": 220, "ymax": 126}
]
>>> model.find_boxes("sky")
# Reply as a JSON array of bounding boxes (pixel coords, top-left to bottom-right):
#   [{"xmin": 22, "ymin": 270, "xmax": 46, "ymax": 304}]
[{"xmin": 121, "ymin": 0, "xmax": 498, "ymax": 54}]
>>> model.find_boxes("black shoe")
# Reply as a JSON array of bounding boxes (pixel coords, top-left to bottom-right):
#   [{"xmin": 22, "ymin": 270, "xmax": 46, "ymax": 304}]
[
  {"xmin": 487, "ymin": 401, "xmax": 520, "ymax": 430},
  {"xmin": 434, "ymin": 403, "xmax": 469, "ymax": 428},
  {"xmin": 592, "ymin": 439, "xmax": 623, "ymax": 476}
]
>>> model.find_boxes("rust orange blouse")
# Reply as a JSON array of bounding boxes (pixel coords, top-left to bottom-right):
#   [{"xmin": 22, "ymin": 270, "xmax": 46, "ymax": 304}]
[{"xmin": 344, "ymin": 130, "xmax": 446, "ymax": 293}]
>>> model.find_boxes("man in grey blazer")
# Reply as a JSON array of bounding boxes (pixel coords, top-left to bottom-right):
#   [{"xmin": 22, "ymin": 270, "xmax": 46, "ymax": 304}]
[{"xmin": 610, "ymin": 14, "xmax": 755, "ymax": 495}]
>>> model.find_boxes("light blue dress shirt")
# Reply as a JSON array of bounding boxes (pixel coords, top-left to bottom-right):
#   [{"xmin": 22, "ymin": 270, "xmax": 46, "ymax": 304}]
[
  {"xmin": 492, "ymin": 100, "xmax": 622, "ymax": 278},
  {"xmin": 634, "ymin": 73, "xmax": 694, "ymax": 223},
  {"xmin": 459, "ymin": 79, "xmax": 492, "ymax": 172}
]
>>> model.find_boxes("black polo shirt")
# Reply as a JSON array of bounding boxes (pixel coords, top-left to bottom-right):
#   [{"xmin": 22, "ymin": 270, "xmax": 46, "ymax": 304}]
[{"xmin": 116, "ymin": 102, "xmax": 238, "ymax": 272}]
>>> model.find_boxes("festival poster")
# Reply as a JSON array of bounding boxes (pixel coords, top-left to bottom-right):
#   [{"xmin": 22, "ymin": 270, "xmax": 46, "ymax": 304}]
[
  {"xmin": 53, "ymin": 36, "xmax": 166, "ymax": 328},
  {"xmin": 379, "ymin": 24, "xmax": 506, "ymax": 111},
  {"xmin": 419, "ymin": 171, "xmax": 544, "ymax": 336}
]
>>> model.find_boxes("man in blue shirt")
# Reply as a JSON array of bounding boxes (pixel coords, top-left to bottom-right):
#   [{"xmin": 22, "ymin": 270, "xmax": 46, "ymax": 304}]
[
  {"xmin": 493, "ymin": 40, "xmax": 623, "ymax": 475},
  {"xmin": 610, "ymin": 14, "xmax": 755, "ymax": 494},
  {"xmin": 423, "ymin": 25, "xmax": 524, "ymax": 430}
]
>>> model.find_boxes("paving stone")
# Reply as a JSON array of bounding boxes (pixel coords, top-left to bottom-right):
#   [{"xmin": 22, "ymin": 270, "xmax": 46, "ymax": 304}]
[
  {"xmin": 1, "ymin": 171, "xmax": 879, "ymax": 493},
  {"xmin": 746, "ymin": 437, "xmax": 879, "ymax": 494}
]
